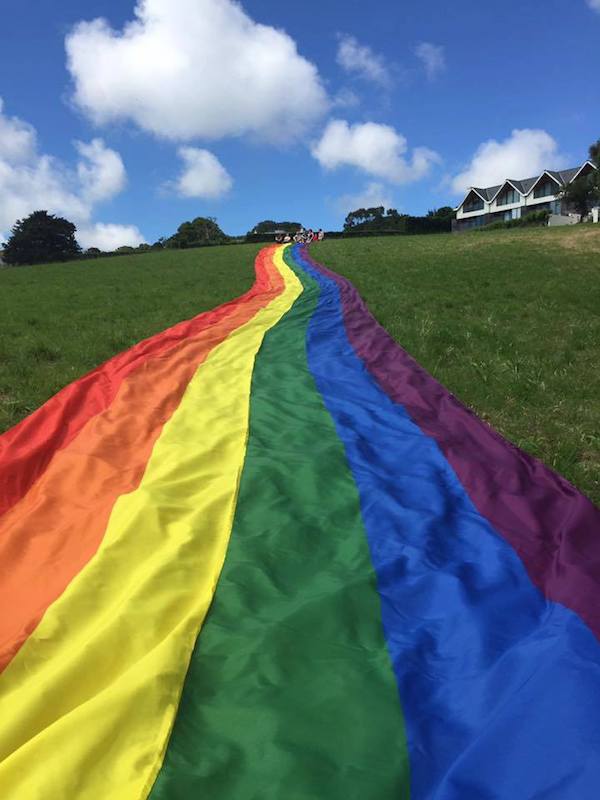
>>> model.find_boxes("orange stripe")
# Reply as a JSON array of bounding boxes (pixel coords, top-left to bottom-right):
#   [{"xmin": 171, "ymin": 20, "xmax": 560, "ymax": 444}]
[{"xmin": 0, "ymin": 247, "xmax": 283, "ymax": 673}]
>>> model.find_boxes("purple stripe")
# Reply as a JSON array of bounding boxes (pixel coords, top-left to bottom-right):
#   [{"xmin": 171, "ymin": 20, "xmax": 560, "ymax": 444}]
[{"xmin": 304, "ymin": 246, "xmax": 600, "ymax": 640}]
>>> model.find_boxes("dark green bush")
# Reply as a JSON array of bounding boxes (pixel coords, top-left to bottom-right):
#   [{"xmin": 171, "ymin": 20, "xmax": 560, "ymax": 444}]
[{"xmin": 476, "ymin": 210, "xmax": 550, "ymax": 232}]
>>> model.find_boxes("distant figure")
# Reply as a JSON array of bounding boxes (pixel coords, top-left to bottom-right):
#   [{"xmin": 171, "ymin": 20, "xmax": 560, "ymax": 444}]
[
  {"xmin": 317, "ymin": 229, "xmax": 324, "ymax": 241},
  {"xmin": 283, "ymin": 233, "xmax": 291, "ymax": 243}
]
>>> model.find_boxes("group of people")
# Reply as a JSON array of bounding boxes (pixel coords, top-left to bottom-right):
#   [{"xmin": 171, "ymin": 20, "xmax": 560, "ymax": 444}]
[{"xmin": 275, "ymin": 227, "xmax": 324, "ymax": 244}]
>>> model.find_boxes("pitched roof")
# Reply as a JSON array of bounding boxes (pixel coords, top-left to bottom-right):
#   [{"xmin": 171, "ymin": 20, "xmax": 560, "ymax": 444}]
[
  {"xmin": 472, "ymin": 185, "xmax": 501, "ymax": 202},
  {"xmin": 520, "ymin": 176, "xmax": 539, "ymax": 193},
  {"xmin": 557, "ymin": 167, "xmax": 580, "ymax": 184},
  {"xmin": 507, "ymin": 180, "xmax": 525, "ymax": 193},
  {"xmin": 457, "ymin": 161, "xmax": 597, "ymax": 210}
]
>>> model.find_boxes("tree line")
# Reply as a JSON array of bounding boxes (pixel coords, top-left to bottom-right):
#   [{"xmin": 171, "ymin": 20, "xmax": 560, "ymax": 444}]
[
  {"xmin": 2, "ymin": 138, "xmax": 598, "ymax": 266},
  {"xmin": 0, "ymin": 214, "xmax": 231, "ymax": 266},
  {"xmin": 343, "ymin": 206, "xmax": 455, "ymax": 235}
]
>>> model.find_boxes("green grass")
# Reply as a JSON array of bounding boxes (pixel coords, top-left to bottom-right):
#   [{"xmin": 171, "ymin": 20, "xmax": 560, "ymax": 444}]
[
  {"xmin": 312, "ymin": 225, "xmax": 600, "ymax": 504},
  {"xmin": 0, "ymin": 245, "xmax": 260, "ymax": 432},
  {"xmin": 1, "ymin": 226, "xmax": 599, "ymax": 504}
]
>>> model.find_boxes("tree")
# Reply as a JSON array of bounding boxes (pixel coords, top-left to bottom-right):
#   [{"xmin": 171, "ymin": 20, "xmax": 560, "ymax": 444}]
[
  {"xmin": 343, "ymin": 206, "xmax": 386, "ymax": 231},
  {"xmin": 427, "ymin": 206, "xmax": 456, "ymax": 221},
  {"xmin": 3, "ymin": 210, "xmax": 81, "ymax": 266},
  {"xmin": 560, "ymin": 140, "xmax": 600, "ymax": 221},
  {"xmin": 561, "ymin": 173, "xmax": 600, "ymax": 220},
  {"xmin": 166, "ymin": 217, "xmax": 228, "ymax": 248},
  {"xmin": 86, "ymin": 247, "xmax": 102, "ymax": 257},
  {"xmin": 248, "ymin": 220, "xmax": 302, "ymax": 236}
]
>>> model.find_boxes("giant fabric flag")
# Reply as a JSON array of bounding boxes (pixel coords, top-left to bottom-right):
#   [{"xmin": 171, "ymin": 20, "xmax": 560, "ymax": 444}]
[{"xmin": 1, "ymin": 244, "xmax": 599, "ymax": 799}]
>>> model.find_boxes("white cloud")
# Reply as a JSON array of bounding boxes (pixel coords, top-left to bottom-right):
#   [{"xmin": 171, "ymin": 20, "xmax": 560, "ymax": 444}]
[
  {"xmin": 77, "ymin": 223, "xmax": 145, "ymax": 250},
  {"xmin": 173, "ymin": 147, "xmax": 233, "ymax": 198},
  {"xmin": 335, "ymin": 182, "xmax": 394, "ymax": 214},
  {"xmin": 586, "ymin": 0, "xmax": 600, "ymax": 12},
  {"xmin": 65, "ymin": 0, "xmax": 328, "ymax": 143},
  {"xmin": 0, "ymin": 98, "xmax": 37, "ymax": 162},
  {"xmin": 450, "ymin": 129, "xmax": 569, "ymax": 194},
  {"xmin": 75, "ymin": 138, "xmax": 127, "ymax": 202},
  {"xmin": 332, "ymin": 87, "xmax": 361, "ymax": 109},
  {"xmin": 415, "ymin": 42, "xmax": 446, "ymax": 81},
  {"xmin": 312, "ymin": 119, "xmax": 440, "ymax": 184},
  {"xmin": 336, "ymin": 34, "xmax": 392, "ymax": 87},
  {"xmin": 0, "ymin": 98, "xmax": 144, "ymax": 250}
]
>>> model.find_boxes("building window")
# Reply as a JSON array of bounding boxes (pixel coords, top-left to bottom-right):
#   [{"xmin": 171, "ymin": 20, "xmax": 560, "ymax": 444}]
[
  {"xmin": 463, "ymin": 194, "xmax": 484, "ymax": 213},
  {"xmin": 461, "ymin": 215, "xmax": 487, "ymax": 230},
  {"xmin": 497, "ymin": 187, "xmax": 519, "ymax": 206},
  {"xmin": 534, "ymin": 179, "xmax": 559, "ymax": 199}
]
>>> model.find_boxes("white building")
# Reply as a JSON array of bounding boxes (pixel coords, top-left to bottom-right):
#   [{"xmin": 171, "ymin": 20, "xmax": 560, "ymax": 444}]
[{"xmin": 453, "ymin": 160, "xmax": 598, "ymax": 231}]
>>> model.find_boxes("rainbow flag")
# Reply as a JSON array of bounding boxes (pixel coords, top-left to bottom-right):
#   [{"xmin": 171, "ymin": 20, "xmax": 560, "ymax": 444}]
[{"xmin": 1, "ymin": 244, "xmax": 599, "ymax": 799}]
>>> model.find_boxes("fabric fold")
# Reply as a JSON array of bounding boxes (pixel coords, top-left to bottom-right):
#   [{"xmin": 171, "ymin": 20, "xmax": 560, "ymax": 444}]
[{"xmin": 0, "ymin": 248, "xmax": 299, "ymax": 798}]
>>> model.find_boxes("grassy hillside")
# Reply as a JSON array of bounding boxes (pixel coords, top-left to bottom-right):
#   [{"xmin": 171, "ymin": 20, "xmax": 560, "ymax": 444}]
[
  {"xmin": 0, "ymin": 244, "xmax": 260, "ymax": 433},
  {"xmin": 1, "ymin": 226, "xmax": 599, "ymax": 503},
  {"xmin": 313, "ymin": 225, "xmax": 600, "ymax": 504}
]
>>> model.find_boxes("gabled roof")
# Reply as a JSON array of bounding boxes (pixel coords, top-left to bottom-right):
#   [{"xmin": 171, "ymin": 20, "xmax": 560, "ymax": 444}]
[
  {"xmin": 520, "ymin": 176, "xmax": 539, "ymax": 193},
  {"xmin": 568, "ymin": 160, "xmax": 597, "ymax": 183},
  {"xmin": 456, "ymin": 160, "xmax": 598, "ymax": 211},
  {"xmin": 480, "ymin": 185, "xmax": 502, "ymax": 202},
  {"xmin": 454, "ymin": 186, "xmax": 487, "ymax": 211},
  {"xmin": 455, "ymin": 185, "xmax": 498, "ymax": 210},
  {"xmin": 489, "ymin": 179, "xmax": 527, "ymax": 203},
  {"xmin": 526, "ymin": 169, "xmax": 568, "ymax": 196}
]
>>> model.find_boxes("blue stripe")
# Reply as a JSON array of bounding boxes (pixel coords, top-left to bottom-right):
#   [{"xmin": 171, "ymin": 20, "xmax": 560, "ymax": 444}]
[{"xmin": 291, "ymin": 244, "xmax": 600, "ymax": 800}]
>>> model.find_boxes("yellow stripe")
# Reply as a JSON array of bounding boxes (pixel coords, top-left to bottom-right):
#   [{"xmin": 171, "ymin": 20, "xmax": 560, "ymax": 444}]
[{"xmin": 0, "ymin": 246, "xmax": 300, "ymax": 799}]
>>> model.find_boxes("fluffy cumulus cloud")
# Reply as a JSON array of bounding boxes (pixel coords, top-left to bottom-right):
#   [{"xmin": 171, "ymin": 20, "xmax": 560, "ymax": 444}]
[
  {"xmin": 0, "ymin": 99, "xmax": 143, "ymax": 249},
  {"xmin": 450, "ymin": 129, "xmax": 569, "ymax": 194},
  {"xmin": 77, "ymin": 223, "xmax": 145, "ymax": 250},
  {"xmin": 414, "ymin": 42, "xmax": 446, "ymax": 81},
  {"xmin": 335, "ymin": 182, "xmax": 394, "ymax": 215},
  {"xmin": 312, "ymin": 120, "xmax": 440, "ymax": 184},
  {"xmin": 173, "ymin": 147, "xmax": 233, "ymax": 198},
  {"xmin": 75, "ymin": 138, "xmax": 127, "ymax": 202},
  {"xmin": 65, "ymin": 0, "xmax": 328, "ymax": 143},
  {"xmin": 0, "ymin": 98, "xmax": 37, "ymax": 162},
  {"xmin": 336, "ymin": 34, "xmax": 392, "ymax": 87}
]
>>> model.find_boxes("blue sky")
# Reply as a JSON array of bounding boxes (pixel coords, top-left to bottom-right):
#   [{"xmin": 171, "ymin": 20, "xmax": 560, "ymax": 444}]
[{"xmin": 0, "ymin": 0, "xmax": 599, "ymax": 247}]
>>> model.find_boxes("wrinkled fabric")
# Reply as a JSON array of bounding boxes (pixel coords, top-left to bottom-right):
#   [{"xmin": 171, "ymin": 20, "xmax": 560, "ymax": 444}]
[
  {"xmin": 0, "ymin": 249, "xmax": 276, "ymax": 519},
  {"xmin": 0, "ymin": 249, "xmax": 298, "ymax": 798},
  {"xmin": 0, "ymin": 249, "xmax": 283, "ymax": 673},
  {"xmin": 150, "ymin": 246, "xmax": 410, "ymax": 800},
  {"xmin": 302, "ymin": 249, "xmax": 600, "ymax": 640},
  {"xmin": 0, "ymin": 244, "xmax": 599, "ymax": 800},
  {"xmin": 295, "ymin": 244, "xmax": 600, "ymax": 800}
]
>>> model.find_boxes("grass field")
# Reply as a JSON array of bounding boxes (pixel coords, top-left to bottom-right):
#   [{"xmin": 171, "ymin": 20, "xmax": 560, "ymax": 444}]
[
  {"xmin": 314, "ymin": 226, "xmax": 600, "ymax": 503},
  {"xmin": 0, "ymin": 244, "xmax": 260, "ymax": 432},
  {"xmin": 1, "ymin": 226, "xmax": 599, "ymax": 504}
]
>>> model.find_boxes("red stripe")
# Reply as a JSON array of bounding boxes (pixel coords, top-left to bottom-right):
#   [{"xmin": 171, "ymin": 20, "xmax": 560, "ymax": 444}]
[
  {"xmin": 0, "ymin": 253, "xmax": 265, "ymax": 518},
  {"xmin": 0, "ymin": 247, "xmax": 283, "ymax": 672}
]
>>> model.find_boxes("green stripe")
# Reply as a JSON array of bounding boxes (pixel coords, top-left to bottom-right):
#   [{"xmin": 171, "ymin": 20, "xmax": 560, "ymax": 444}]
[{"xmin": 150, "ymin": 248, "xmax": 410, "ymax": 800}]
